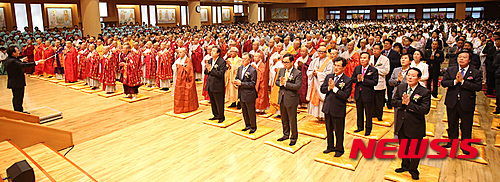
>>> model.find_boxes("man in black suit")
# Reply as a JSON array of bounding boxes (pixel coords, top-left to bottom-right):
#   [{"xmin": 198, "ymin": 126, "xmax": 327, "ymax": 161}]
[
  {"xmin": 424, "ymin": 41, "xmax": 444, "ymax": 98},
  {"xmin": 4, "ymin": 46, "xmax": 44, "ymax": 112},
  {"xmin": 234, "ymin": 53, "xmax": 258, "ymax": 133},
  {"xmin": 392, "ymin": 68, "xmax": 431, "ymax": 180},
  {"xmin": 449, "ymin": 42, "xmax": 481, "ymax": 70},
  {"xmin": 383, "ymin": 39, "xmax": 401, "ymax": 109},
  {"xmin": 275, "ymin": 53, "xmax": 302, "ymax": 146},
  {"xmin": 484, "ymin": 39, "xmax": 500, "ymax": 96},
  {"xmin": 352, "ymin": 52, "xmax": 379, "ymax": 136},
  {"xmin": 320, "ymin": 57, "xmax": 352, "ymax": 157},
  {"xmin": 441, "ymin": 51, "xmax": 482, "ymax": 154},
  {"xmin": 205, "ymin": 46, "xmax": 228, "ymax": 123},
  {"xmin": 402, "ymin": 37, "xmax": 416, "ymax": 55},
  {"xmin": 425, "ymin": 31, "xmax": 443, "ymax": 51}
]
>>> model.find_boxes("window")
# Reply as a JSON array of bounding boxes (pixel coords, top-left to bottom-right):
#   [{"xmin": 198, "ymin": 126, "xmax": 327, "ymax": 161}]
[
  {"xmin": 181, "ymin": 6, "xmax": 187, "ymax": 25},
  {"xmin": 30, "ymin": 4, "xmax": 44, "ymax": 32},
  {"xmin": 328, "ymin": 10, "xmax": 340, "ymax": 20},
  {"xmin": 234, "ymin": 5, "xmax": 243, "ymax": 13},
  {"xmin": 258, "ymin": 7, "xmax": 265, "ymax": 21},
  {"xmin": 149, "ymin": 5, "xmax": 156, "ymax": 26},
  {"xmin": 99, "ymin": 2, "xmax": 108, "ymax": 17},
  {"xmin": 329, "ymin": 10, "xmax": 340, "ymax": 14},
  {"xmin": 14, "ymin": 3, "xmax": 28, "ymax": 31},
  {"xmin": 378, "ymin": 8, "xmax": 414, "ymax": 19},
  {"xmin": 217, "ymin": 6, "xmax": 222, "ymax": 24},
  {"xmin": 422, "ymin": 7, "xmax": 455, "ymax": 19},
  {"xmin": 212, "ymin": 6, "xmax": 217, "ymax": 24},
  {"xmin": 141, "ymin": 5, "xmax": 148, "ymax": 25},
  {"xmin": 466, "ymin": 7, "xmax": 484, "ymax": 19},
  {"xmin": 346, "ymin": 9, "xmax": 369, "ymax": 20}
]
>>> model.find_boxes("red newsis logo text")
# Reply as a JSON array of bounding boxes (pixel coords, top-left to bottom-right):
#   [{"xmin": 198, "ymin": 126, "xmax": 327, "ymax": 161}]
[{"xmin": 349, "ymin": 139, "xmax": 480, "ymax": 159}]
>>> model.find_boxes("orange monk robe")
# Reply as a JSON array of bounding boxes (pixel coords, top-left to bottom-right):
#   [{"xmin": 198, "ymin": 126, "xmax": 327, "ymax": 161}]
[
  {"xmin": 268, "ymin": 60, "xmax": 284, "ymax": 115},
  {"xmin": 64, "ymin": 47, "xmax": 79, "ymax": 83},
  {"xmin": 254, "ymin": 60, "xmax": 270, "ymax": 111},
  {"xmin": 225, "ymin": 56, "xmax": 242, "ymax": 104},
  {"xmin": 341, "ymin": 51, "xmax": 360, "ymax": 98},
  {"xmin": 33, "ymin": 44, "xmax": 44, "ymax": 75},
  {"xmin": 100, "ymin": 52, "xmax": 118, "ymax": 89},
  {"xmin": 77, "ymin": 49, "xmax": 90, "ymax": 80},
  {"xmin": 173, "ymin": 56, "xmax": 199, "ymax": 114},
  {"xmin": 42, "ymin": 46, "xmax": 54, "ymax": 75}
]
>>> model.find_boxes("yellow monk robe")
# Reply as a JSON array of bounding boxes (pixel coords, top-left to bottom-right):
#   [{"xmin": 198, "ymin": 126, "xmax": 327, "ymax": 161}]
[
  {"xmin": 269, "ymin": 59, "xmax": 284, "ymax": 115},
  {"xmin": 225, "ymin": 56, "xmax": 242, "ymax": 104},
  {"xmin": 306, "ymin": 56, "xmax": 333, "ymax": 118}
]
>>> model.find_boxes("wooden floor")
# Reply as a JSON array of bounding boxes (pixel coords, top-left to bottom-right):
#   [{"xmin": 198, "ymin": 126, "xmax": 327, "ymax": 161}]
[{"xmin": 0, "ymin": 75, "xmax": 499, "ymax": 181}]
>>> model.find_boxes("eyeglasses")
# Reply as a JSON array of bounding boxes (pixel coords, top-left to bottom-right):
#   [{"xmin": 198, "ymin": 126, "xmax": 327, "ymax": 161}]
[
  {"xmin": 282, "ymin": 61, "xmax": 291, "ymax": 64},
  {"xmin": 318, "ymin": 51, "xmax": 326, "ymax": 53}
]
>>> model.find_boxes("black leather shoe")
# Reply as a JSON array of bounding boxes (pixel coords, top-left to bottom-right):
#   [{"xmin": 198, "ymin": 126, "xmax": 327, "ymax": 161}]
[
  {"xmin": 289, "ymin": 140, "xmax": 297, "ymax": 146},
  {"xmin": 228, "ymin": 102, "xmax": 236, "ymax": 108},
  {"xmin": 354, "ymin": 129, "xmax": 363, "ymax": 133},
  {"xmin": 249, "ymin": 128, "xmax": 256, "ymax": 134},
  {"xmin": 323, "ymin": 149, "xmax": 336, "ymax": 154},
  {"xmin": 395, "ymin": 168, "xmax": 408, "ymax": 173},
  {"xmin": 209, "ymin": 117, "xmax": 218, "ymax": 120},
  {"xmin": 22, "ymin": 111, "xmax": 30, "ymax": 114},
  {"xmin": 242, "ymin": 127, "xmax": 251, "ymax": 131},
  {"xmin": 441, "ymin": 142, "xmax": 452, "ymax": 148},
  {"xmin": 236, "ymin": 102, "xmax": 241, "ymax": 109},
  {"xmin": 218, "ymin": 119, "xmax": 225, "ymax": 123},
  {"xmin": 334, "ymin": 151, "xmax": 344, "ymax": 157},
  {"xmin": 462, "ymin": 149, "xmax": 471, "ymax": 155},
  {"xmin": 364, "ymin": 131, "xmax": 371, "ymax": 136},
  {"xmin": 410, "ymin": 171, "xmax": 420, "ymax": 180},
  {"xmin": 277, "ymin": 136, "xmax": 288, "ymax": 141}
]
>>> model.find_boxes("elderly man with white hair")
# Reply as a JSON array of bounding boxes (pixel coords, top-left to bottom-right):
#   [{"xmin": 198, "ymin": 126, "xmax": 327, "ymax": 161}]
[
  {"xmin": 307, "ymin": 46, "xmax": 333, "ymax": 120},
  {"xmin": 225, "ymin": 47, "xmax": 242, "ymax": 108}
]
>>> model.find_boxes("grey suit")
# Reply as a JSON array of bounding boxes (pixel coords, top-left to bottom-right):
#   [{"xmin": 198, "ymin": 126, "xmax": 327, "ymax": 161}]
[
  {"xmin": 389, "ymin": 67, "xmax": 408, "ymax": 136},
  {"xmin": 275, "ymin": 67, "xmax": 302, "ymax": 140}
]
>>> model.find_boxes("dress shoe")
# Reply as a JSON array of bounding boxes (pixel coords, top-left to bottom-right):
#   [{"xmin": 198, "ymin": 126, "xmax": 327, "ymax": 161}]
[
  {"xmin": 273, "ymin": 115, "xmax": 281, "ymax": 119},
  {"xmin": 354, "ymin": 129, "xmax": 363, "ymax": 133},
  {"xmin": 387, "ymin": 106, "xmax": 393, "ymax": 109},
  {"xmin": 22, "ymin": 111, "xmax": 30, "ymax": 114},
  {"xmin": 236, "ymin": 102, "xmax": 241, "ymax": 109},
  {"xmin": 160, "ymin": 87, "xmax": 169, "ymax": 91},
  {"xmin": 323, "ymin": 149, "xmax": 336, "ymax": 154},
  {"xmin": 218, "ymin": 119, "xmax": 225, "ymax": 123},
  {"xmin": 395, "ymin": 168, "xmax": 408, "ymax": 173},
  {"xmin": 334, "ymin": 151, "xmax": 344, "ymax": 157},
  {"xmin": 377, "ymin": 117, "xmax": 383, "ymax": 121},
  {"xmin": 228, "ymin": 102, "xmax": 237, "ymax": 108},
  {"xmin": 249, "ymin": 128, "xmax": 257, "ymax": 134},
  {"xmin": 277, "ymin": 136, "xmax": 288, "ymax": 141},
  {"xmin": 289, "ymin": 140, "xmax": 297, "ymax": 146},
  {"xmin": 364, "ymin": 131, "xmax": 371, "ymax": 136},
  {"xmin": 409, "ymin": 171, "xmax": 420, "ymax": 180},
  {"xmin": 497, "ymin": 125, "xmax": 500, "ymax": 129},
  {"xmin": 242, "ymin": 127, "xmax": 251, "ymax": 131},
  {"xmin": 208, "ymin": 117, "xmax": 218, "ymax": 120},
  {"xmin": 441, "ymin": 142, "xmax": 452, "ymax": 148},
  {"xmin": 493, "ymin": 111, "xmax": 500, "ymax": 115}
]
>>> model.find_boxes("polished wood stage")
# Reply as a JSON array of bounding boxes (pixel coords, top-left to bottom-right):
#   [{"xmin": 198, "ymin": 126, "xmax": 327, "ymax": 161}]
[{"xmin": 0, "ymin": 75, "xmax": 499, "ymax": 181}]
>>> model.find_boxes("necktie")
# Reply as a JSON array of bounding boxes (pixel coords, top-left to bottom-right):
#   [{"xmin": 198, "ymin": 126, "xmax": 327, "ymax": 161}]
[
  {"xmin": 460, "ymin": 68, "xmax": 465, "ymax": 77},
  {"xmin": 285, "ymin": 69, "xmax": 290, "ymax": 79},
  {"xmin": 334, "ymin": 76, "xmax": 339, "ymax": 84},
  {"xmin": 241, "ymin": 67, "xmax": 246, "ymax": 79},
  {"xmin": 408, "ymin": 87, "xmax": 413, "ymax": 96},
  {"xmin": 362, "ymin": 68, "xmax": 366, "ymax": 76},
  {"xmin": 385, "ymin": 50, "xmax": 389, "ymax": 57}
]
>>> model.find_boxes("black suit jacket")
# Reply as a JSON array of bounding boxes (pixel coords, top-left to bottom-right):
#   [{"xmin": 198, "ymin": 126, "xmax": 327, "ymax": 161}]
[
  {"xmin": 204, "ymin": 57, "xmax": 227, "ymax": 93},
  {"xmin": 484, "ymin": 46, "xmax": 499, "ymax": 72},
  {"xmin": 424, "ymin": 49, "xmax": 445, "ymax": 69},
  {"xmin": 402, "ymin": 46, "xmax": 416, "ymax": 55},
  {"xmin": 442, "ymin": 66, "xmax": 482, "ymax": 112},
  {"xmin": 392, "ymin": 83, "xmax": 431, "ymax": 138},
  {"xmin": 275, "ymin": 67, "xmax": 302, "ymax": 107},
  {"xmin": 352, "ymin": 65, "xmax": 378, "ymax": 102},
  {"xmin": 236, "ymin": 65, "xmax": 258, "ymax": 102},
  {"xmin": 425, "ymin": 38, "xmax": 443, "ymax": 51},
  {"xmin": 320, "ymin": 73, "xmax": 352, "ymax": 117},
  {"xmin": 3, "ymin": 56, "xmax": 36, "ymax": 89},
  {"xmin": 383, "ymin": 49, "xmax": 402, "ymax": 71}
]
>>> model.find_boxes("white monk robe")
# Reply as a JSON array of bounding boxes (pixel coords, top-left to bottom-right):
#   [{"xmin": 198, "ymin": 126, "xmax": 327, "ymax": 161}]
[
  {"xmin": 306, "ymin": 56, "xmax": 333, "ymax": 118},
  {"xmin": 171, "ymin": 55, "xmax": 187, "ymax": 96}
]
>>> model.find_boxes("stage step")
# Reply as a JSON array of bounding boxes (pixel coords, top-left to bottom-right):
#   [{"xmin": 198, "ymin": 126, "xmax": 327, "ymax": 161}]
[
  {"xmin": 0, "ymin": 141, "xmax": 54, "ymax": 182},
  {"xmin": 23, "ymin": 143, "xmax": 97, "ymax": 182}
]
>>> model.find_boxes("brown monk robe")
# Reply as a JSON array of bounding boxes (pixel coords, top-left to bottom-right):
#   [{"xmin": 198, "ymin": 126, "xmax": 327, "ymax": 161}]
[{"xmin": 173, "ymin": 48, "xmax": 199, "ymax": 114}]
